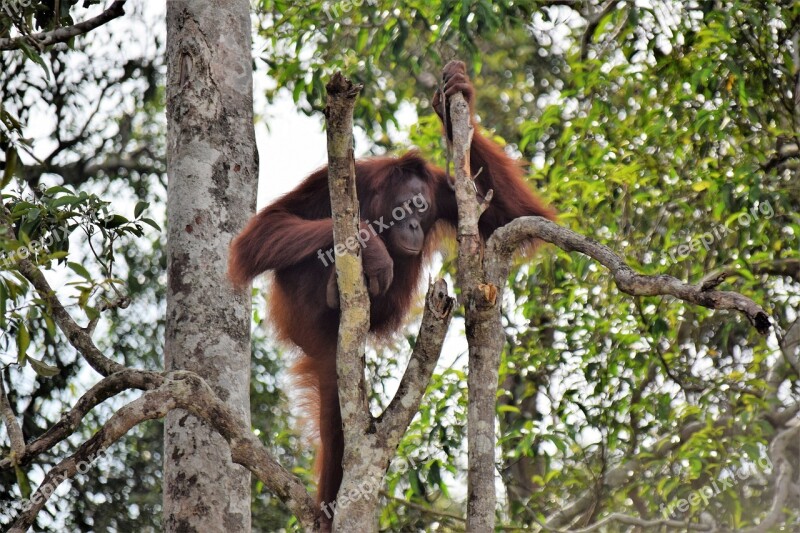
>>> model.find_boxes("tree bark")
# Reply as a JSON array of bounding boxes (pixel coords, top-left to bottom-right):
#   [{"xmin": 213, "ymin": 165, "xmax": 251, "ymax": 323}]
[
  {"xmin": 163, "ymin": 1, "xmax": 257, "ymax": 531},
  {"xmin": 323, "ymin": 72, "xmax": 377, "ymax": 531},
  {"xmin": 324, "ymin": 72, "xmax": 455, "ymax": 532},
  {"xmin": 446, "ymin": 92, "xmax": 503, "ymax": 532}
]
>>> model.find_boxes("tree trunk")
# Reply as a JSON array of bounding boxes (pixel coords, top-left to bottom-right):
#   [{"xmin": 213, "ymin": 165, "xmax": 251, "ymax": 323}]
[
  {"xmin": 445, "ymin": 91, "xmax": 501, "ymax": 531},
  {"xmin": 163, "ymin": 1, "xmax": 257, "ymax": 531}
]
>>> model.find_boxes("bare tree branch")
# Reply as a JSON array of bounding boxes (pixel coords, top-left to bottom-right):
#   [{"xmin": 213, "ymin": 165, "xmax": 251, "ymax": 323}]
[
  {"xmin": 691, "ymin": 258, "xmax": 800, "ymax": 293},
  {"xmin": 166, "ymin": 372, "xmax": 317, "ymax": 530},
  {"xmin": 324, "ymin": 71, "xmax": 388, "ymax": 531},
  {"xmin": 9, "ymin": 387, "xmax": 176, "ymax": 533},
  {"xmin": 568, "ymin": 513, "xmax": 712, "ymax": 532},
  {"xmin": 0, "ymin": 369, "xmax": 163, "ymax": 470},
  {"xmin": 378, "ymin": 279, "xmax": 454, "ymax": 441},
  {"xmin": 761, "ymin": 141, "xmax": 800, "ymax": 171},
  {"xmin": 486, "ymin": 216, "xmax": 771, "ymax": 334},
  {"xmin": 15, "ymin": 256, "xmax": 125, "ymax": 375},
  {"xmin": 447, "ymin": 86, "xmax": 505, "ymax": 532},
  {"xmin": 755, "ymin": 258, "xmax": 800, "ymax": 283},
  {"xmin": 0, "ymin": 376, "xmax": 25, "ymax": 461},
  {"xmin": 379, "ymin": 490, "xmax": 466, "ymax": 525},
  {"xmin": 324, "ymin": 71, "xmax": 371, "ymax": 439},
  {"xmin": 325, "ymin": 72, "xmax": 457, "ymax": 531},
  {"xmin": 541, "ymin": 0, "xmax": 583, "ymax": 6},
  {"xmin": 8, "ymin": 371, "xmax": 319, "ymax": 532},
  {"xmin": 22, "ymin": 154, "xmax": 165, "ymax": 187},
  {"xmin": 0, "ymin": 0, "xmax": 127, "ymax": 52}
]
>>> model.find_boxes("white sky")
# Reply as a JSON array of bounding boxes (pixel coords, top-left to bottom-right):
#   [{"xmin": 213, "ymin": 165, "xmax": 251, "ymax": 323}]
[
  {"xmin": 255, "ymin": 92, "xmax": 331, "ymax": 205},
  {"xmin": 253, "ymin": 87, "xmax": 404, "ymax": 208}
]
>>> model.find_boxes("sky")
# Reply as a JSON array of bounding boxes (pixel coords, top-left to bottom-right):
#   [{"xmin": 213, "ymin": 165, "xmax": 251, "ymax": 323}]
[{"xmin": 255, "ymin": 91, "xmax": 332, "ymax": 205}]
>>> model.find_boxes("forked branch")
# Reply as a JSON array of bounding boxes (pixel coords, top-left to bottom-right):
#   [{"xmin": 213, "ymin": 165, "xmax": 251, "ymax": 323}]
[{"xmin": 486, "ymin": 216, "xmax": 770, "ymax": 334}]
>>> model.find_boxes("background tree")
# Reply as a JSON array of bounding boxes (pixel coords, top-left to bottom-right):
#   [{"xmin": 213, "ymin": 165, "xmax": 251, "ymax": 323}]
[{"xmin": 161, "ymin": 0, "xmax": 256, "ymax": 531}]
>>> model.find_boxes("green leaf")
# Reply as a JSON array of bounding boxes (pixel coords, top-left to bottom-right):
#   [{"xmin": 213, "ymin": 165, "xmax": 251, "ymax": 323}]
[
  {"xmin": 45, "ymin": 186, "xmax": 74, "ymax": 196},
  {"xmin": 15, "ymin": 464, "xmax": 31, "ymax": 500},
  {"xmin": 2, "ymin": 147, "xmax": 17, "ymax": 190},
  {"xmin": 67, "ymin": 261, "xmax": 92, "ymax": 280},
  {"xmin": 51, "ymin": 195, "xmax": 81, "ymax": 208},
  {"xmin": 292, "ymin": 81, "xmax": 304, "ymax": 103},
  {"xmin": 134, "ymin": 201, "xmax": 149, "ymax": 219},
  {"xmin": 16, "ymin": 323, "xmax": 30, "ymax": 364},
  {"xmin": 409, "ymin": 468, "xmax": 424, "ymax": 497},
  {"xmin": 690, "ymin": 458, "xmax": 703, "ymax": 476},
  {"xmin": 102, "ymin": 214, "xmax": 129, "ymax": 229},
  {"xmin": 85, "ymin": 305, "xmax": 99, "ymax": 321},
  {"xmin": 140, "ymin": 218, "xmax": 161, "ymax": 231},
  {"xmin": 43, "ymin": 313, "xmax": 57, "ymax": 338},
  {"xmin": 543, "ymin": 434, "xmax": 567, "ymax": 454},
  {"xmin": 652, "ymin": 317, "xmax": 669, "ymax": 336},
  {"xmin": 28, "ymin": 356, "xmax": 60, "ymax": 378},
  {"xmin": 428, "ymin": 460, "xmax": 448, "ymax": 497},
  {"xmin": 17, "ymin": 41, "xmax": 51, "ymax": 80},
  {"xmin": 356, "ymin": 28, "xmax": 369, "ymax": 52}
]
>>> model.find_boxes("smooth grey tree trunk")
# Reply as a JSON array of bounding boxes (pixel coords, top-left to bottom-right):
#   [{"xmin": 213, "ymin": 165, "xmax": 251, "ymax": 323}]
[{"xmin": 163, "ymin": 1, "xmax": 257, "ymax": 531}]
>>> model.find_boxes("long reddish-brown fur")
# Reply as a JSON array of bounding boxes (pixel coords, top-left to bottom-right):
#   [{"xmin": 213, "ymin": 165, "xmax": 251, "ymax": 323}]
[{"xmin": 228, "ymin": 62, "xmax": 555, "ymax": 526}]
